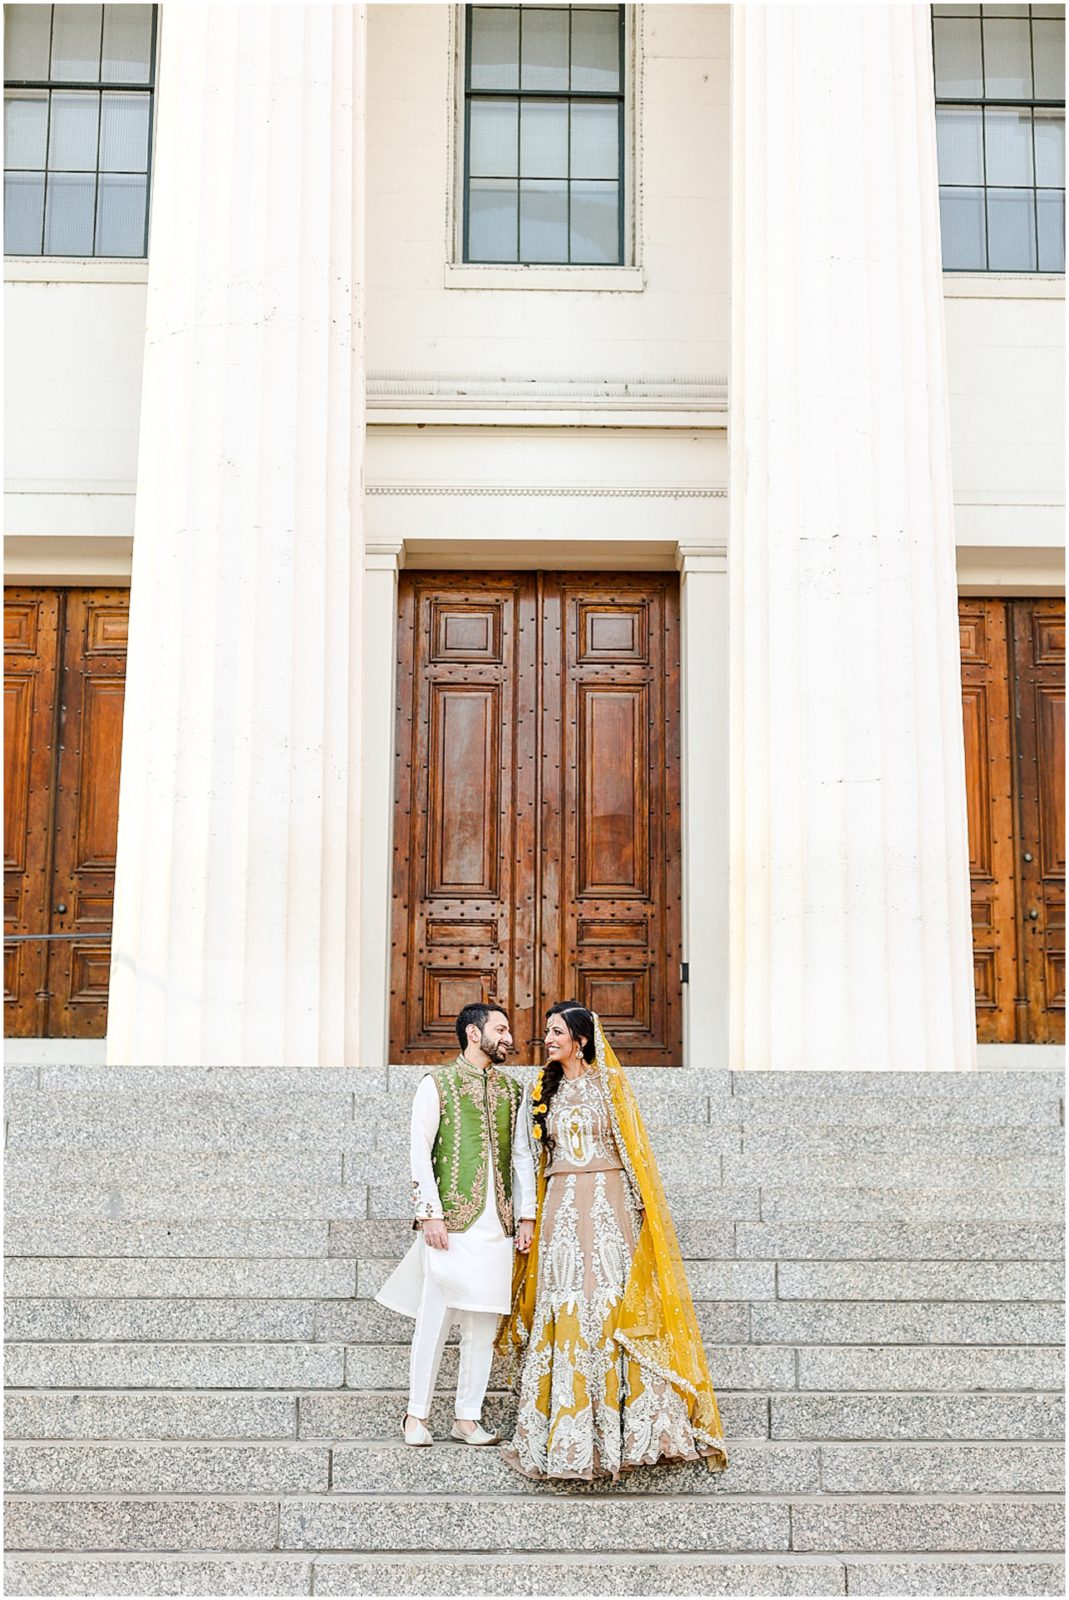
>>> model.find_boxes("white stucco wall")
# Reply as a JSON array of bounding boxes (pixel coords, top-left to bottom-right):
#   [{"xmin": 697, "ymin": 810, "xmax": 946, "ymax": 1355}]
[
  {"xmin": 4, "ymin": 261, "xmax": 146, "ymax": 580},
  {"xmin": 943, "ymin": 275, "xmax": 1065, "ymax": 564},
  {"xmin": 366, "ymin": 3, "xmax": 729, "ymax": 382}
]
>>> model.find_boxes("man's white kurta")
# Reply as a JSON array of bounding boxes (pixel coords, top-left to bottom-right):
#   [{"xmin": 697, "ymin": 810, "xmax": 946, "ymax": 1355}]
[{"xmin": 376, "ymin": 1073, "xmax": 537, "ymax": 1318}]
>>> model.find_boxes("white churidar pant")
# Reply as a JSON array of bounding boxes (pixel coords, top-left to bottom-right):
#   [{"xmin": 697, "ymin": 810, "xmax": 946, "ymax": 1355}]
[
  {"xmin": 385, "ymin": 1162, "xmax": 507, "ymax": 1419},
  {"xmin": 377, "ymin": 1070, "xmax": 536, "ymax": 1420}
]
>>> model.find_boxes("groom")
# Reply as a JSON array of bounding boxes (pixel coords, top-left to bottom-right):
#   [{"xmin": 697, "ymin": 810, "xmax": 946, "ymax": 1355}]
[{"xmin": 376, "ymin": 1002, "xmax": 536, "ymax": 1446}]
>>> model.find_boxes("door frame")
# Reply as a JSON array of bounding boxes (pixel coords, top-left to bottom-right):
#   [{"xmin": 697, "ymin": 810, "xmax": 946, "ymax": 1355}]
[{"xmin": 360, "ymin": 529, "xmax": 730, "ymax": 1072}]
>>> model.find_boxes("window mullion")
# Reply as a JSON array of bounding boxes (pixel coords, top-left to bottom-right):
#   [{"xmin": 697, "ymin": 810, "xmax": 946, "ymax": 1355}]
[{"xmin": 566, "ymin": 7, "xmax": 573, "ymax": 264}]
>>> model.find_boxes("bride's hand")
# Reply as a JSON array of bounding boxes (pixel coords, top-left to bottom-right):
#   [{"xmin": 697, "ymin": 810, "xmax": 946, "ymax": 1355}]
[{"xmin": 515, "ymin": 1219, "xmax": 535, "ymax": 1254}]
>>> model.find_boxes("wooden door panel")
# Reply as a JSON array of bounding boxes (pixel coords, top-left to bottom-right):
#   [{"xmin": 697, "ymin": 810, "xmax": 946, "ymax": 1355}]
[
  {"xmin": 551, "ymin": 573, "xmax": 682, "ymax": 1066},
  {"xmin": 46, "ymin": 590, "xmax": 128, "ymax": 1037},
  {"xmin": 391, "ymin": 571, "xmax": 683, "ymax": 1065},
  {"xmin": 428, "ymin": 686, "xmax": 500, "ymax": 893},
  {"xmin": 1013, "ymin": 599, "xmax": 1065, "ymax": 1041},
  {"xmin": 391, "ymin": 574, "xmax": 537, "ymax": 1061},
  {"xmin": 73, "ymin": 676, "xmax": 125, "ymax": 866},
  {"xmin": 5, "ymin": 677, "xmax": 35, "ymax": 880},
  {"xmin": 959, "ymin": 600, "xmax": 1018, "ymax": 1042},
  {"xmin": 3, "ymin": 589, "xmax": 62, "ymax": 1034},
  {"xmin": 959, "ymin": 597, "xmax": 1065, "ymax": 1045},
  {"xmin": 578, "ymin": 687, "xmax": 648, "ymax": 894},
  {"xmin": 1035, "ymin": 685, "xmax": 1065, "ymax": 882}
]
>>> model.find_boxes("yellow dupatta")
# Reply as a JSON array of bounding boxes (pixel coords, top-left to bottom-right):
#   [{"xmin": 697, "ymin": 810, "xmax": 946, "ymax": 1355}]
[{"xmin": 498, "ymin": 1015, "xmax": 727, "ymax": 1469}]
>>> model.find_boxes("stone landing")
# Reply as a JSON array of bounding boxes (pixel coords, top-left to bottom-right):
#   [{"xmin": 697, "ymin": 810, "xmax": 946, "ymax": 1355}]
[{"xmin": 3, "ymin": 1066, "xmax": 1065, "ymax": 1596}]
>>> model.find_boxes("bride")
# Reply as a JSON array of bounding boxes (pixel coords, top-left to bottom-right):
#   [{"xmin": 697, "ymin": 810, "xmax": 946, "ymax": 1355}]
[{"xmin": 498, "ymin": 1001, "xmax": 727, "ymax": 1482}]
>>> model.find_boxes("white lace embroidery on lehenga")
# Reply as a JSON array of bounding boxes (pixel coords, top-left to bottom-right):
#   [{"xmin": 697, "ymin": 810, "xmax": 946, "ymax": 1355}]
[{"xmin": 500, "ymin": 1073, "xmax": 706, "ymax": 1482}]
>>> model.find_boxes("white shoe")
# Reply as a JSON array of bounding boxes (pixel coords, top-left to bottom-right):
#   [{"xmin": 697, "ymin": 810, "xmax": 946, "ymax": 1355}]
[
  {"xmin": 403, "ymin": 1413, "xmax": 433, "ymax": 1447},
  {"xmin": 450, "ymin": 1420, "xmax": 499, "ymax": 1446}
]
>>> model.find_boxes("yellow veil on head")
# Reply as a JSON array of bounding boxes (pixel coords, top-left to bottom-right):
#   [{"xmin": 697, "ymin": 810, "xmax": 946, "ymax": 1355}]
[{"xmin": 499, "ymin": 1012, "xmax": 727, "ymax": 1470}]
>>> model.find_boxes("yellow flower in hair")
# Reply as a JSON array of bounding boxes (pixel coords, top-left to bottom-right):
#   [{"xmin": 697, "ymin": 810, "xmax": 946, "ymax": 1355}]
[
  {"xmin": 532, "ymin": 1124, "xmax": 543, "ymax": 1139},
  {"xmin": 533, "ymin": 1102, "xmax": 547, "ymax": 1115}
]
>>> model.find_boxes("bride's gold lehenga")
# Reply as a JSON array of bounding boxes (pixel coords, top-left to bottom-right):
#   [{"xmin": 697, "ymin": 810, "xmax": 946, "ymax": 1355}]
[{"xmin": 499, "ymin": 1018, "xmax": 727, "ymax": 1482}]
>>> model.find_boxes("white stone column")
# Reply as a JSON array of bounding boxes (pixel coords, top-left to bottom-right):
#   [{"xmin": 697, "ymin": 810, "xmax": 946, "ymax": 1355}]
[
  {"xmin": 678, "ymin": 533, "xmax": 730, "ymax": 1072},
  {"xmin": 107, "ymin": 5, "xmax": 366, "ymax": 1066},
  {"xmin": 730, "ymin": 5, "xmax": 977, "ymax": 1072},
  {"xmin": 359, "ymin": 539, "xmax": 403, "ymax": 1072}
]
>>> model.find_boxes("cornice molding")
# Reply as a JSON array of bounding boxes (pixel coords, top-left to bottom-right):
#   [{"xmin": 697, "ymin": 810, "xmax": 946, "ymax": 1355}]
[
  {"xmin": 366, "ymin": 373, "xmax": 728, "ymax": 411},
  {"xmin": 366, "ymin": 484, "xmax": 727, "ymax": 499}
]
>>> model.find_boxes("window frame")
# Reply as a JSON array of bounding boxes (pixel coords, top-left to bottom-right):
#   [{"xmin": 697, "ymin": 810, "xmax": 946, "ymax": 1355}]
[
  {"xmin": 932, "ymin": 3, "xmax": 1065, "ymax": 274},
  {"xmin": 458, "ymin": 2, "xmax": 631, "ymax": 269},
  {"xmin": 4, "ymin": 2, "xmax": 159, "ymax": 260}
]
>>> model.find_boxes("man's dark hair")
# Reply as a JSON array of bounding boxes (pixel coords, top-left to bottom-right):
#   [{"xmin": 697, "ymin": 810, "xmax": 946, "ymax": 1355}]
[{"xmin": 455, "ymin": 1000, "xmax": 507, "ymax": 1050}]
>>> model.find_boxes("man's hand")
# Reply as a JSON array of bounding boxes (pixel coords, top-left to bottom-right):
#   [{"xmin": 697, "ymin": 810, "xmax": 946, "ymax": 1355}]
[
  {"xmin": 421, "ymin": 1219, "xmax": 449, "ymax": 1251},
  {"xmin": 515, "ymin": 1219, "xmax": 535, "ymax": 1254}
]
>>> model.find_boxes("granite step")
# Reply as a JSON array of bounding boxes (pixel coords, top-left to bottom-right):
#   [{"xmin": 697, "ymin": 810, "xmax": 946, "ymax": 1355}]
[
  {"xmin": 5, "ymin": 1384, "xmax": 1061, "ymax": 1446},
  {"xmin": 4, "ymin": 1439, "xmax": 818, "ymax": 1496},
  {"xmin": 4, "ymin": 1219, "xmax": 336, "ymax": 1257},
  {"xmin": 4, "ymin": 1552, "xmax": 1065, "ymax": 1598},
  {"xmin": 339, "ymin": 1340, "xmax": 1063, "ymax": 1393},
  {"xmin": 296, "ymin": 1388, "xmax": 772, "ymax": 1441},
  {"xmin": 733, "ymin": 1222, "xmax": 1065, "ymax": 1260},
  {"xmin": 2, "ymin": 1183, "xmax": 370, "ymax": 1222},
  {"xmin": 319, "ymin": 1439, "xmax": 1062, "ymax": 1498},
  {"xmin": 14, "ymin": 1144, "xmax": 1066, "ymax": 1189},
  {"xmin": 40, "ymin": 1290, "xmax": 1059, "ymax": 1349},
  {"xmin": 281, "ymin": 1495, "xmax": 1063, "ymax": 1555},
  {"xmin": 4, "ymin": 1257, "xmax": 357, "ymax": 1298},
  {"xmin": 11, "ymin": 1493, "xmax": 1059, "ymax": 1557},
  {"xmin": 5, "ymin": 1174, "xmax": 1062, "ymax": 1225},
  {"xmin": 291, "ymin": 1387, "xmax": 1060, "ymax": 1444},
  {"xmin": 4, "ymin": 1390, "xmax": 303, "ymax": 1441},
  {"xmin": 5, "ymin": 1441, "xmax": 334, "ymax": 1493},
  {"xmin": 2, "ymin": 1150, "xmax": 347, "ymax": 1186},
  {"xmin": 4, "ymin": 1342, "xmax": 349, "ymax": 1390},
  {"xmin": 3, "ymin": 1557, "xmax": 316, "ymax": 1598}
]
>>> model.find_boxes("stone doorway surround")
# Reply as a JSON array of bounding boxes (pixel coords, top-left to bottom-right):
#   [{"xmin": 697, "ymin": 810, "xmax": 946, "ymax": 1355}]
[{"xmin": 359, "ymin": 517, "xmax": 730, "ymax": 1076}]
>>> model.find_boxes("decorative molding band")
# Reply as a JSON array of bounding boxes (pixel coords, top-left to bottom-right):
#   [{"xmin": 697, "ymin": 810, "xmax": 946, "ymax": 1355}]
[
  {"xmin": 366, "ymin": 372, "xmax": 728, "ymax": 410},
  {"xmin": 366, "ymin": 484, "xmax": 727, "ymax": 499}
]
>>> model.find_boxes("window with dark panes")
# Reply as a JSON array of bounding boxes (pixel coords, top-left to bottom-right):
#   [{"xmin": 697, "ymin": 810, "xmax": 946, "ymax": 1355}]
[
  {"xmin": 933, "ymin": 3, "xmax": 1065, "ymax": 272},
  {"xmin": 4, "ymin": 3, "xmax": 157, "ymax": 257},
  {"xmin": 464, "ymin": 4, "xmax": 625, "ymax": 265}
]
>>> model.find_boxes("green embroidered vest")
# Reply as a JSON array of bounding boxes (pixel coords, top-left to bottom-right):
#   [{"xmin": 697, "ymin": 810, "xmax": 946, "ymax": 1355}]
[{"xmin": 429, "ymin": 1057, "xmax": 523, "ymax": 1234}]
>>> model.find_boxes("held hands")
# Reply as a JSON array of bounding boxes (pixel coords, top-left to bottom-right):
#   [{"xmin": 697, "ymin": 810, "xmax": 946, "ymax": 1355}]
[
  {"xmin": 515, "ymin": 1219, "xmax": 535, "ymax": 1254},
  {"xmin": 421, "ymin": 1219, "xmax": 449, "ymax": 1251}
]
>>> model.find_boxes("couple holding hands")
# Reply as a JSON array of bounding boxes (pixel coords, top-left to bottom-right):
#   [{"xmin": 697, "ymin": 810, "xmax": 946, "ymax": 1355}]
[{"xmin": 377, "ymin": 1000, "xmax": 727, "ymax": 1483}]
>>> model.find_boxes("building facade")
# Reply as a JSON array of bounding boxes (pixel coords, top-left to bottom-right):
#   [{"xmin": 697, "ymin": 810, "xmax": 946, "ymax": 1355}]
[
  {"xmin": 5, "ymin": 3, "xmax": 1065, "ymax": 1070},
  {"xmin": 4, "ymin": 8, "xmax": 1065, "ymax": 1593}
]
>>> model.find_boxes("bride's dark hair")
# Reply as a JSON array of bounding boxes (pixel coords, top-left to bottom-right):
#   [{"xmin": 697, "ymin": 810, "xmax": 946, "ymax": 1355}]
[{"xmin": 532, "ymin": 1000, "xmax": 597, "ymax": 1152}]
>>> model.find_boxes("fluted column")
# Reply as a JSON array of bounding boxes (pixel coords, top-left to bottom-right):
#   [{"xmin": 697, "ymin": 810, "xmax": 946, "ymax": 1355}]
[
  {"xmin": 729, "ymin": 5, "xmax": 977, "ymax": 1071},
  {"xmin": 108, "ymin": 5, "xmax": 365, "ymax": 1066}
]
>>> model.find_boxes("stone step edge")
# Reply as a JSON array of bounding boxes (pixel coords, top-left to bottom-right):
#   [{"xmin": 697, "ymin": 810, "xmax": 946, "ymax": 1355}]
[
  {"xmin": 6, "ymin": 1486, "xmax": 1064, "ymax": 1503},
  {"xmin": 12, "ymin": 1437, "xmax": 1060, "ymax": 1456},
  {"xmin": 5, "ymin": 1339, "xmax": 1062, "ymax": 1352},
  {"xmin": 5, "ymin": 1328, "xmax": 1065, "ymax": 1344},
  {"xmin": 6, "ymin": 1384, "xmax": 1065, "ymax": 1397},
  {"xmin": 13, "ymin": 1551, "xmax": 1060, "ymax": 1567}
]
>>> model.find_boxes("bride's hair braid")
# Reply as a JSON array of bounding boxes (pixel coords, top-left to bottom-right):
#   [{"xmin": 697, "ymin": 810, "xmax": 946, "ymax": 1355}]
[{"xmin": 532, "ymin": 1000, "xmax": 596, "ymax": 1154}]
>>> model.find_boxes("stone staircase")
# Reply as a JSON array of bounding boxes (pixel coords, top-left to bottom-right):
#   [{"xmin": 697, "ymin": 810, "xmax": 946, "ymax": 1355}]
[{"xmin": 3, "ymin": 1061, "xmax": 1064, "ymax": 1597}]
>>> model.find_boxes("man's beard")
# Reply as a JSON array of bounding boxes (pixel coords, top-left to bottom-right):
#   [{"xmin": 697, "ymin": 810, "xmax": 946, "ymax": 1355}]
[{"xmin": 480, "ymin": 1031, "xmax": 509, "ymax": 1062}]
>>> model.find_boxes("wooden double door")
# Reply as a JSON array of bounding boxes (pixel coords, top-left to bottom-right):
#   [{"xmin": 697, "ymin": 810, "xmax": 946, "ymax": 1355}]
[
  {"xmin": 4, "ymin": 587, "xmax": 128, "ymax": 1038},
  {"xmin": 961, "ymin": 598, "xmax": 1065, "ymax": 1042},
  {"xmin": 390, "ymin": 572, "xmax": 683, "ymax": 1065}
]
